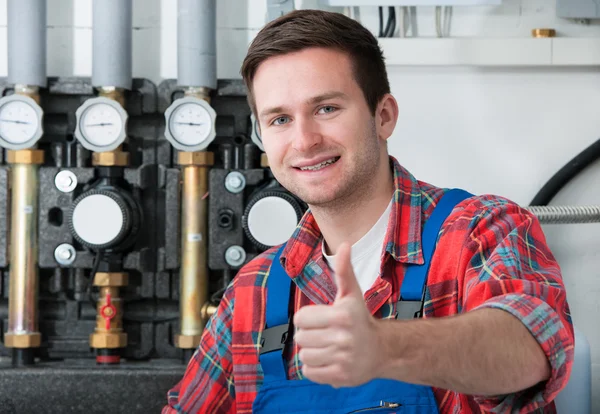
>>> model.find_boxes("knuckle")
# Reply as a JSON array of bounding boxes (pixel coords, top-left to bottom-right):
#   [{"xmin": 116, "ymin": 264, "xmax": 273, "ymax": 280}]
[{"xmin": 294, "ymin": 330, "xmax": 305, "ymax": 345}]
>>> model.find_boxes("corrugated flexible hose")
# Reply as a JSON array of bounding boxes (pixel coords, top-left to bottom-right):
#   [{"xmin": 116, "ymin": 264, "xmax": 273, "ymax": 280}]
[{"xmin": 526, "ymin": 205, "xmax": 600, "ymax": 224}]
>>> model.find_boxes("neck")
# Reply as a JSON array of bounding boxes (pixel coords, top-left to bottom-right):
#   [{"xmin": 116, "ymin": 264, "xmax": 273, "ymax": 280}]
[{"xmin": 311, "ymin": 156, "xmax": 394, "ymax": 256}]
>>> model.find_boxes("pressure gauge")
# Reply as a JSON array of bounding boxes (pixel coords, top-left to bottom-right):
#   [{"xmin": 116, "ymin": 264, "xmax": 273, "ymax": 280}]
[
  {"xmin": 0, "ymin": 94, "xmax": 44, "ymax": 150},
  {"xmin": 74, "ymin": 97, "xmax": 128, "ymax": 152},
  {"xmin": 164, "ymin": 96, "xmax": 217, "ymax": 151},
  {"xmin": 250, "ymin": 113, "xmax": 264, "ymax": 151}
]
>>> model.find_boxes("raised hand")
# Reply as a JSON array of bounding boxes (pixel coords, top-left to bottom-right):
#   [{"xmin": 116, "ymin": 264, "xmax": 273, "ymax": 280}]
[{"xmin": 294, "ymin": 243, "xmax": 384, "ymax": 388}]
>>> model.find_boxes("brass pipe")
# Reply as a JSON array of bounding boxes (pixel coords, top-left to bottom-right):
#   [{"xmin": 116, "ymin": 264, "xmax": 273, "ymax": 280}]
[
  {"xmin": 4, "ymin": 150, "xmax": 44, "ymax": 349},
  {"xmin": 175, "ymin": 151, "xmax": 214, "ymax": 349},
  {"xmin": 200, "ymin": 302, "xmax": 217, "ymax": 321},
  {"xmin": 98, "ymin": 86, "xmax": 126, "ymax": 108},
  {"xmin": 184, "ymin": 86, "xmax": 211, "ymax": 103},
  {"xmin": 14, "ymin": 84, "xmax": 40, "ymax": 104}
]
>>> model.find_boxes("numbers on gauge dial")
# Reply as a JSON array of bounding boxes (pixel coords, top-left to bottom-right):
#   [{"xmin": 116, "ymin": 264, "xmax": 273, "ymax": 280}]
[
  {"xmin": 0, "ymin": 100, "xmax": 39, "ymax": 144},
  {"xmin": 169, "ymin": 102, "xmax": 212, "ymax": 146},
  {"xmin": 80, "ymin": 103, "xmax": 124, "ymax": 147}
]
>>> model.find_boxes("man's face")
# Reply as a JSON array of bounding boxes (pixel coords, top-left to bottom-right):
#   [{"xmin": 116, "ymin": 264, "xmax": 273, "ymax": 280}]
[{"xmin": 253, "ymin": 47, "xmax": 385, "ymax": 207}]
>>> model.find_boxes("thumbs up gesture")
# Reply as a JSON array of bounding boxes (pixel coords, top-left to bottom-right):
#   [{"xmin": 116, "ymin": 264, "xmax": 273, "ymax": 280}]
[{"xmin": 294, "ymin": 243, "xmax": 385, "ymax": 388}]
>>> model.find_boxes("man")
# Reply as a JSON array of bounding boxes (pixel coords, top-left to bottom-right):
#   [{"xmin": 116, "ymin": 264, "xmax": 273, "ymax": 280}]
[{"xmin": 163, "ymin": 9, "xmax": 573, "ymax": 413}]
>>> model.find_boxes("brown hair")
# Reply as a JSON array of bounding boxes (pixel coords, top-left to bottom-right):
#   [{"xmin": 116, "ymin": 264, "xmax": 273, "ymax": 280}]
[{"xmin": 241, "ymin": 9, "xmax": 390, "ymax": 117}]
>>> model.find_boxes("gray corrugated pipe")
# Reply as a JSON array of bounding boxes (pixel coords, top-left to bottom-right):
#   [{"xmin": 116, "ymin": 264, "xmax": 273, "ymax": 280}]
[
  {"xmin": 8, "ymin": 0, "xmax": 46, "ymax": 88},
  {"xmin": 178, "ymin": 0, "xmax": 217, "ymax": 90},
  {"xmin": 92, "ymin": 0, "xmax": 132, "ymax": 90},
  {"xmin": 526, "ymin": 205, "xmax": 600, "ymax": 224}
]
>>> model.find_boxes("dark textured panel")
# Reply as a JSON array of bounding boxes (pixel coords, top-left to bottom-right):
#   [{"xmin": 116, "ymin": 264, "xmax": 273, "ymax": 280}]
[
  {"xmin": 208, "ymin": 169, "xmax": 266, "ymax": 270},
  {"xmin": 0, "ymin": 359, "xmax": 185, "ymax": 414}
]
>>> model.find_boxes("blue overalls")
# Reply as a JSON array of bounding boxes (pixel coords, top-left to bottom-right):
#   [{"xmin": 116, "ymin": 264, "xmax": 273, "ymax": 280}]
[{"xmin": 253, "ymin": 189, "xmax": 472, "ymax": 413}]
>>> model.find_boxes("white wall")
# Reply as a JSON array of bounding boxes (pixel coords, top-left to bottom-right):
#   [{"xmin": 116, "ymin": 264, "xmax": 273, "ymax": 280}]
[{"xmin": 2, "ymin": 0, "xmax": 599, "ymax": 410}]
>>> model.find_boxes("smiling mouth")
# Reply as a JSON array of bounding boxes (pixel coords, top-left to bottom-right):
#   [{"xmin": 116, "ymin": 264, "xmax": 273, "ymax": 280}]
[{"xmin": 296, "ymin": 157, "xmax": 340, "ymax": 171}]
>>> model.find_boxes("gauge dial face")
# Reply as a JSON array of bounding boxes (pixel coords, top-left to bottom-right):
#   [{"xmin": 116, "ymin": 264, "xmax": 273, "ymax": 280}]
[
  {"xmin": 80, "ymin": 102, "xmax": 125, "ymax": 147},
  {"xmin": 0, "ymin": 100, "xmax": 40, "ymax": 144},
  {"xmin": 168, "ymin": 102, "xmax": 213, "ymax": 146}
]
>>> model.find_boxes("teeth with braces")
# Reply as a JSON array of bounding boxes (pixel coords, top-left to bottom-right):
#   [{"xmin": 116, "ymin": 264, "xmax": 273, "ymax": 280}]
[{"xmin": 299, "ymin": 158, "xmax": 338, "ymax": 171}]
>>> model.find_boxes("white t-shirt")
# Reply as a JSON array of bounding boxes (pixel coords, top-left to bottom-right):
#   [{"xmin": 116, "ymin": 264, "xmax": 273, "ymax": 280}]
[{"xmin": 322, "ymin": 198, "xmax": 393, "ymax": 295}]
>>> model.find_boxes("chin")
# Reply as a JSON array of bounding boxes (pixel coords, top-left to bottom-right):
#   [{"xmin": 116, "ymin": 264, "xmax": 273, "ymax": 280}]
[{"xmin": 290, "ymin": 187, "xmax": 345, "ymax": 207}]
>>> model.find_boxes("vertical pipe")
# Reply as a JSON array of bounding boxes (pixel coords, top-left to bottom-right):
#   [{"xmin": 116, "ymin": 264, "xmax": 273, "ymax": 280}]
[
  {"xmin": 7, "ymin": 0, "xmax": 47, "ymax": 87},
  {"xmin": 5, "ymin": 0, "xmax": 46, "ymax": 366},
  {"xmin": 5, "ymin": 162, "xmax": 42, "ymax": 356},
  {"xmin": 177, "ymin": 166, "xmax": 209, "ymax": 340},
  {"xmin": 173, "ymin": 0, "xmax": 217, "ymax": 350},
  {"xmin": 177, "ymin": 0, "xmax": 217, "ymax": 89},
  {"xmin": 92, "ymin": 0, "xmax": 132, "ymax": 89}
]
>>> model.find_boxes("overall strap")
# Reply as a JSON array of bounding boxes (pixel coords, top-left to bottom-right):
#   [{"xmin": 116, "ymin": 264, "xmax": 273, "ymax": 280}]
[
  {"xmin": 259, "ymin": 246, "xmax": 291, "ymax": 381},
  {"xmin": 397, "ymin": 189, "xmax": 473, "ymax": 319}
]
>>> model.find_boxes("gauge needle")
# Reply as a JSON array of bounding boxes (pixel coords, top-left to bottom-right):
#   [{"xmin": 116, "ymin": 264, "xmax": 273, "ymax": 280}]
[
  {"xmin": 175, "ymin": 122, "xmax": 204, "ymax": 126},
  {"xmin": 0, "ymin": 119, "xmax": 31, "ymax": 125},
  {"xmin": 85, "ymin": 122, "xmax": 114, "ymax": 127}
]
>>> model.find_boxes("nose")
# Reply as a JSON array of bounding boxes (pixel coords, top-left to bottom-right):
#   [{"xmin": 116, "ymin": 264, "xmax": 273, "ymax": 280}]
[{"xmin": 291, "ymin": 117, "xmax": 322, "ymax": 152}]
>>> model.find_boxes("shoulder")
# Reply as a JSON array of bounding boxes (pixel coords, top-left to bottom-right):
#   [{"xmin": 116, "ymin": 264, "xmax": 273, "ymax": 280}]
[
  {"xmin": 418, "ymin": 180, "xmax": 534, "ymax": 230},
  {"xmin": 229, "ymin": 245, "xmax": 282, "ymax": 290}
]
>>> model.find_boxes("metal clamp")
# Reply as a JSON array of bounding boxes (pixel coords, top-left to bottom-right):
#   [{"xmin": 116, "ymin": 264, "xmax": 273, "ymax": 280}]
[
  {"xmin": 259, "ymin": 324, "xmax": 290, "ymax": 355},
  {"xmin": 395, "ymin": 300, "xmax": 423, "ymax": 320}
]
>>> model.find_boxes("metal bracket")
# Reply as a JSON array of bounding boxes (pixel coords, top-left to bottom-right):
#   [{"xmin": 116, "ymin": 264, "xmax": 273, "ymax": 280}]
[
  {"xmin": 267, "ymin": 0, "xmax": 295, "ymax": 22},
  {"xmin": 259, "ymin": 324, "xmax": 290, "ymax": 354},
  {"xmin": 395, "ymin": 300, "xmax": 423, "ymax": 320}
]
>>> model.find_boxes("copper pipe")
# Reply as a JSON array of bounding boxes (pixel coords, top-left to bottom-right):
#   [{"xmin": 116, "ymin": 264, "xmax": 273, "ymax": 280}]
[
  {"xmin": 4, "ymin": 160, "xmax": 42, "ymax": 348},
  {"xmin": 184, "ymin": 86, "xmax": 211, "ymax": 103},
  {"xmin": 200, "ymin": 302, "xmax": 217, "ymax": 321},
  {"xmin": 98, "ymin": 86, "xmax": 126, "ymax": 108},
  {"xmin": 175, "ymin": 161, "xmax": 210, "ymax": 349},
  {"xmin": 14, "ymin": 84, "xmax": 40, "ymax": 104}
]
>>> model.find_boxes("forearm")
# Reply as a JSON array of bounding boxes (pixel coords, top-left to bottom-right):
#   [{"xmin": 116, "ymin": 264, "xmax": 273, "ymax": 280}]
[{"xmin": 376, "ymin": 308, "xmax": 550, "ymax": 396}]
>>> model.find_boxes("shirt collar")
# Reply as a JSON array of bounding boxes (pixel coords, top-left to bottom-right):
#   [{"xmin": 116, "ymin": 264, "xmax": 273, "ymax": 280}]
[{"xmin": 281, "ymin": 156, "xmax": 424, "ymax": 278}]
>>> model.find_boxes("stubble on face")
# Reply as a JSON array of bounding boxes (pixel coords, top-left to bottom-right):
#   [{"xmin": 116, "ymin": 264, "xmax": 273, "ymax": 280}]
[{"xmin": 280, "ymin": 119, "xmax": 382, "ymax": 211}]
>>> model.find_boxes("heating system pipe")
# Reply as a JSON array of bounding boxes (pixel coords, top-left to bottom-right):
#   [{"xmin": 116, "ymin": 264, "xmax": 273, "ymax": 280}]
[
  {"xmin": 173, "ymin": 0, "xmax": 217, "ymax": 356},
  {"xmin": 4, "ymin": 0, "xmax": 47, "ymax": 367}
]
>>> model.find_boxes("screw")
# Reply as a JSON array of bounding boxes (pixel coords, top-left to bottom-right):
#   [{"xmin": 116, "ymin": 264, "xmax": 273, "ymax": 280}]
[
  {"xmin": 228, "ymin": 249, "xmax": 241, "ymax": 261},
  {"xmin": 230, "ymin": 176, "xmax": 242, "ymax": 188},
  {"xmin": 60, "ymin": 176, "xmax": 73, "ymax": 187},
  {"xmin": 225, "ymin": 245, "xmax": 246, "ymax": 267},
  {"xmin": 225, "ymin": 172, "xmax": 246, "ymax": 194},
  {"xmin": 54, "ymin": 243, "xmax": 76, "ymax": 266},
  {"xmin": 54, "ymin": 170, "xmax": 78, "ymax": 193}
]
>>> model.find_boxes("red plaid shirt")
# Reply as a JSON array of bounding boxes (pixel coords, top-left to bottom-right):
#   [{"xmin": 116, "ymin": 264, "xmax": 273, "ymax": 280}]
[{"xmin": 163, "ymin": 156, "xmax": 574, "ymax": 413}]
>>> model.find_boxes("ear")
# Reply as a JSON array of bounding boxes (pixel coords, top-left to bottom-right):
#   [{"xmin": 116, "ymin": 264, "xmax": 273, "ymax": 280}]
[{"xmin": 375, "ymin": 93, "xmax": 399, "ymax": 142}]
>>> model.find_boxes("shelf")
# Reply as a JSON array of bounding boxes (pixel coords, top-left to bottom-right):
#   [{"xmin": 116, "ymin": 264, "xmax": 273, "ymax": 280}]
[
  {"xmin": 379, "ymin": 38, "xmax": 600, "ymax": 67},
  {"xmin": 323, "ymin": 0, "xmax": 502, "ymax": 5}
]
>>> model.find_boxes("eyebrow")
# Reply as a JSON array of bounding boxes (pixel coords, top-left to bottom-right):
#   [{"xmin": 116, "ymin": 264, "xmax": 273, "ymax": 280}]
[{"xmin": 258, "ymin": 91, "xmax": 349, "ymax": 120}]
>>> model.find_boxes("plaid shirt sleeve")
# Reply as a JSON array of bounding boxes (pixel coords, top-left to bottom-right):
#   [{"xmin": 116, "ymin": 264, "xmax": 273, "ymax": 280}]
[
  {"xmin": 452, "ymin": 196, "xmax": 574, "ymax": 413},
  {"xmin": 162, "ymin": 284, "xmax": 237, "ymax": 414}
]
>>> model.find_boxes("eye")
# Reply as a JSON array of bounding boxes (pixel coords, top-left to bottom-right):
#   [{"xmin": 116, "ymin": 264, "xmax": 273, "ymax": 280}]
[
  {"xmin": 272, "ymin": 116, "xmax": 290, "ymax": 126},
  {"xmin": 318, "ymin": 106, "xmax": 337, "ymax": 114}
]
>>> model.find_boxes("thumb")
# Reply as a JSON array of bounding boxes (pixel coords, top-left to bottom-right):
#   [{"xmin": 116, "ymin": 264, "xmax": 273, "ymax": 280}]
[{"xmin": 334, "ymin": 243, "xmax": 362, "ymax": 301}]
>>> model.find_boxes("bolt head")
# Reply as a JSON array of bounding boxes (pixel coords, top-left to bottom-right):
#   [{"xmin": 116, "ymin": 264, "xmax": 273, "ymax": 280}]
[
  {"xmin": 60, "ymin": 175, "xmax": 73, "ymax": 187},
  {"xmin": 228, "ymin": 249, "xmax": 241, "ymax": 261},
  {"xmin": 229, "ymin": 176, "xmax": 242, "ymax": 188}
]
